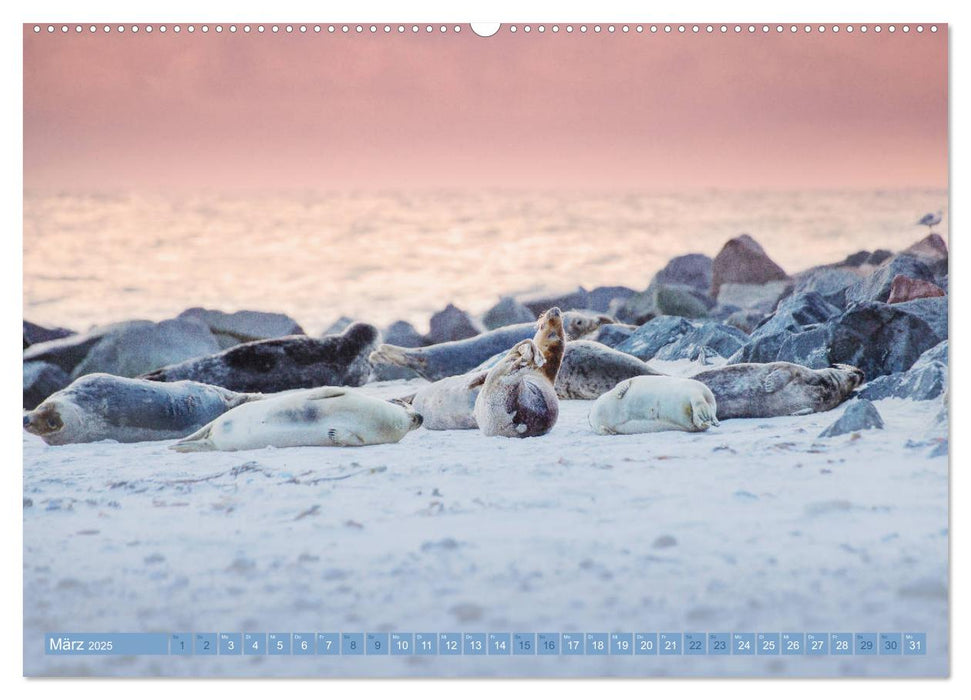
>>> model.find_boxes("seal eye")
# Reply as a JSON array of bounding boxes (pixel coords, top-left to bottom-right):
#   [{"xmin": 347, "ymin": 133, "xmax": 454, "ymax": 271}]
[{"xmin": 46, "ymin": 418, "xmax": 59, "ymax": 430}]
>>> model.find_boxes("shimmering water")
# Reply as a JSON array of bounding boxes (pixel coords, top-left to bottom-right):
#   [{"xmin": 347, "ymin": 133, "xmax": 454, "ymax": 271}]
[{"xmin": 23, "ymin": 189, "xmax": 947, "ymax": 334}]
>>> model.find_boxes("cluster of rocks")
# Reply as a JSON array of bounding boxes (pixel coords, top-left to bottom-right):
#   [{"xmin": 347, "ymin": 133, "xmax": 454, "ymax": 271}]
[{"xmin": 23, "ymin": 231, "xmax": 949, "ymax": 415}]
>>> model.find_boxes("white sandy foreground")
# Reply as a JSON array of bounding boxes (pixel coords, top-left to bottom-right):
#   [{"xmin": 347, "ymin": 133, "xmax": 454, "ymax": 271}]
[{"xmin": 23, "ymin": 375, "xmax": 948, "ymax": 678}]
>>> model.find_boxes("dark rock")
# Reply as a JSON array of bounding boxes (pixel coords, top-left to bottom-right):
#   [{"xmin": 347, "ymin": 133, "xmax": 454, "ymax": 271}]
[
  {"xmin": 867, "ymin": 249, "xmax": 893, "ymax": 266},
  {"xmin": 519, "ymin": 287, "xmax": 590, "ymax": 316},
  {"xmin": 587, "ymin": 286, "xmax": 637, "ymax": 313},
  {"xmin": 71, "ymin": 317, "xmax": 221, "ymax": 379},
  {"xmin": 481, "ymin": 297, "xmax": 536, "ymax": 329},
  {"xmin": 710, "ymin": 234, "xmax": 789, "ymax": 297},
  {"xmin": 841, "ymin": 250, "xmax": 872, "ymax": 267},
  {"xmin": 22, "ymin": 320, "xmax": 145, "ymax": 375},
  {"xmin": 653, "ymin": 253, "xmax": 713, "ymax": 292},
  {"xmin": 753, "ymin": 292, "xmax": 842, "ymax": 338},
  {"xmin": 716, "ymin": 281, "xmax": 793, "ymax": 312},
  {"xmin": 887, "ymin": 275, "xmax": 945, "ymax": 304},
  {"xmin": 845, "ymin": 254, "xmax": 936, "ymax": 305},
  {"xmin": 818, "ymin": 399, "xmax": 884, "ymax": 437},
  {"xmin": 382, "ymin": 320, "xmax": 427, "ymax": 348},
  {"xmin": 617, "ymin": 282, "xmax": 711, "ymax": 325},
  {"xmin": 903, "ymin": 233, "xmax": 948, "ymax": 263},
  {"xmin": 858, "ymin": 341, "xmax": 947, "ymax": 401},
  {"xmin": 791, "ymin": 266, "xmax": 863, "ymax": 307},
  {"xmin": 321, "ymin": 316, "xmax": 355, "ymax": 336},
  {"xmin": 723, "ymin": 309, "xmax": 766, "ymax": 334},
  {"xmin": 653, "ymin": 322, "xmax": 749, "ymax": 362},
  {"xmin": 592, "ymin": 323, "xmax": 637, "ymax": 348},
  {"xmin": 23, "ymin": 361, "xmax": 71, "ymax": 410},
  {"xmin": 178, "ymin": 307, "xmax": 304, "ymax": 346},
  {"xmin": 427, "ymin": 303, "xmax": 484, "ymax": 344},
  {"xmin": 615, "ymin": 316, "xmax": 695, "ymax": 361},
  {"xmin": 23, "ymin": 321, "xmax": 75, "ymax": 349}
]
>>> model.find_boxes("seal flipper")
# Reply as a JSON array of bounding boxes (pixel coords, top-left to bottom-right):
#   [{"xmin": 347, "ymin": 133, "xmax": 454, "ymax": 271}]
[
  {"xmin": 689, "ymin": 397, "xmax": 720, "ymax": 430},
  {"xmin": 327, "ymin": 427, "xmax": 366, "ymax": 446},
  {"xmin": 170, "ymin": 423, "xmax": 217, "ymax": 452},
  {"xmin": 467, "ymin": 371, "xmax": 488, "ymax": 390},
  {"xmin": 762, "ymin": 367, "xmax": 792, "ymax": 394},
  {"xmin": 369, "ymin": 345, "xmax": 427, "ymax": 376}
]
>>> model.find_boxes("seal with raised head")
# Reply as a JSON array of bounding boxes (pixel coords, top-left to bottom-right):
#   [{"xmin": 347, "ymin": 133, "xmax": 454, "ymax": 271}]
[
  {"xmin": 369, "ymin": 310, "xmax": 612, "ymax": 382},
  {"xmin": 142, "ymin": 322, "xmax": 379, "ymax": 393},
  {"xmin": 690, "ymin": 362, "xmax": 864, "ymax": 419},
  {"xmin": 171, "ymin": 387, "xmax": 423, "ymax": 452},
  {"xmin": 473, "ymin": 307, "xmax": 564, "ymax": 438},
  {"xmin": 588, "ymin": 375, "xmax": 719, "ymax": 435},
  {"xmin": 23, "ymin": 373, "xmax": 260, "ymax": 445}
]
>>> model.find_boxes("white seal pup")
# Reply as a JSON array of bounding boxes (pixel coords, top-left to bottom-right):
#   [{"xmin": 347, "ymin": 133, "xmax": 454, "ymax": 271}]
[
  {"xmin": 23, "ymin": 373, "xmax": 260, "ymax": 445},
  {"xmin": 412, "ymin": 372, "xmax": 486, "ymax": 430},
  {"xmin": 142, "ymin": 322, "xmax": 379, "ymax": 393},
  {"xmin": 369, "ymin": 310, "xmax": 611, "ymax": 382},
  {"xmin": 588, "ymin": 376, "xmax": 719, "ymax": 435},
  {"xmin": 691, "ymin": 362, "xmax": 863, "ymax": 419},
  {"xmin": 171, "ymin": 386, "xmax": 423, "ymax": 452},
  {"xmin": 473, "ymin": 307, "xmax": 564, "ymax": 438}
]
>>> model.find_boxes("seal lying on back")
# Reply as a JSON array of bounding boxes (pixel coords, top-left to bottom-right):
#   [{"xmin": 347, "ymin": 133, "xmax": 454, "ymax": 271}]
[
  {"xmin": 171, "ymin": 387, "xmax": 423, "ymax": 452},
  {"xmin": 690, "ymin": 362, "xmax": 864, "ymax": 419},
  {"xmin": 588, "ymin": 376, "xmax": 719, "ymax": 435},
  {"xmin": 411, "ymin": 339, "xmax": 662, "ymax": 430},
  {"xmin": 23, "ymin": 373, "xmax": 259, "ymax": 445},
  {"xmin": 142, "ymin": 322, "xmax": 379, "ymax": 393},
  {"xmin": 474, "ymin": 307, "xmax": 564, "ymax": 438},
  {"xmin": 369, "ymin": 311, "xmax": 612, "ymax": 382}
]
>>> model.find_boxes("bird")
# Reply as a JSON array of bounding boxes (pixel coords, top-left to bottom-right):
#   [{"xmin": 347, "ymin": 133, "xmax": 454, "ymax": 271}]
[{"xmin": 917, "ymin": 210, "xmax": 943, "ymax": 232}]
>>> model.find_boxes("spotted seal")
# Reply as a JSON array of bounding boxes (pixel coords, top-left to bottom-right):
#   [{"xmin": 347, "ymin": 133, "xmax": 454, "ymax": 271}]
[
  {"xmin": 588, "ymin": 375, "xmax": 719, "ymax": 434},
  {"xmin": 142, "ymin": 322, "xmax": 379, "ymax": 393},
  {"xmin": 171, "ymin": 386, "xmax": 422, "ymax": 452},
  {"xmin": 23, "ymin": 373, "xmax": 259, "ymax": 445},
  {"xmin": 691, "ymin": 362, "xmax": 864, "ymax": 419}
]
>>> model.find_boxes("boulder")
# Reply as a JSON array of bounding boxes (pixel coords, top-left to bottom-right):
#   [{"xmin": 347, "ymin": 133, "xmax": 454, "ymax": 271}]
[
  {"xmin": 427, "ymin": 303, "xmax": 484, "ymax": 344},
  {"xmin": 519, "ymin": 287, "xmax": 590, "ymax": 316},
  {"xmin": 841, "ymin": 250, "xmax": 872, "ymax": 267},
  {"xmin": 617, "ymin": 282, "xmax": 711, "ymax": 325},
  {"xmin": 710, "ymin": 234, "xmax": 789, "ymax": 297},
  {"xmin": 614, "ymin": 316, "xmax": 695, "ymax": 361},
  {"xmin": 903, "ymin": 232, "xmax": 948, "ymax": 263},
  {"xmin": 653, "ymin": 253, "xmax": 713, "ymax": 292},
  {"xmin": 752, "ymin": 292, "xmax": 842, "ymax": 338},
  {"xmin": 790, "ymin": 266, "xmax": 863, "ymax": 307},
  {"xmin": 858, "ymin": 341, "xmax": 947, "ymax": 402},
  {"xmin": 382, "ymin": 320, "xmax": 428, "ymax": 348},
  {"xmin": 70, "ymin": 317, "xmax": 221, "ymax": 379},
  {"xmin": 723, "ymin": 309, "xmax": 766, "ymax": 334},
  {"xmin": 653, "ymin": 322, "xmax": 749, "ymax": 362},
  {"xmin": 716, "ymin": 280, "xmax": 793, "ymax": 312},
  {"xmin": 818, "ymin": 399, "xmax": 885, "ymax": 438},
  {"xmin": 592, "ymin": 323, "xmax": 636, "ymax": 348},
  {"xmin": 482, "ymin": 297, "xmax": 536, "ymax": 329},
  {"xmin": 867, "ymin": 249, "xmax": 893, "ymax": 266},
  {"xmin": 844, "ymin": 254, "xmax": 936, "ymax": 305},
  {"xmin": 23, "ymin": 361, "xmax": 71, "ymax": 410},
  {"xmin": 586, "ymin": 286, "xmax": 637, "ymax": 313},
  {"xmin": 22, "ymin": 320, "xmax": 145, "ymax": 375},
  {"xmin": 178, "ymin": 307, "xmax": 304, "ymax": 347},
  {"xmin": 887, "ymin": 275, "xmax": 945, "ymax": 304},
  {"xmin": 23, "ymin": 321, "xmax": 75, "ymax": 349},
  {"xmin": 321, "ymin": 316, "xmax": 355, "ymax": 336}
]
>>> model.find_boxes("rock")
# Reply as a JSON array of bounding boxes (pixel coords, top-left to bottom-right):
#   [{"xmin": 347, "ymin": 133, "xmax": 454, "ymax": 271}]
[
  {"xmin": 586, "ymin": 286, "xmax": 637, "ymax": 313},
  {"xmin": 178, "ymin": 307, "xmax": 304, "ymax": 347},
  {"xmin": 887, "ymin": 275, "xmax": 945, "ymax": 304},
  {"xmin": 382, "ymin": 320, "xmax": 427, "ymax": 348},
  {"xmin": 23, "ymin": 361, "xmax": 71, "ymax": 410},
  {"xmin": 23, "ymin": 321, "xmax": 75, "ymax": 349},
  {"xmin": 615, "ymin": 316, "xmax": 695, "ymax": 361},
  {"xmin": 818, "ymin": 399, "xmax": 884, "ymax": 437},
  {"xmin": 426, "ymin": 303, "xmax": 484, "ymax": 344},
  {"xmin": 592, "ymin": 323, "xmax": 637, "ymax": 348},
  {"xmin": 519, "ymin": 287, "xmax": 590, "ymax": 316},
  {"xmin": 481, "ymin": 297, "xmax": 536, "ymax": 329},
  {"xmin": 791, "ymin": 266, "xmax": 863, "ymax": 307},
  {"xmin": 22, "ymin": 320, "xmax": 144, "ymax": 375},
  {"xmin": 858, "ymin": 341, "xmax": 947, "ymax": 401},
  {"xmin": 716, "ymin": 280, "xmax": 793, "ymax": 312},
  {"xmin": 841, "ymin": 250, "xmax": 872, "ymax": 267},
  {"xmin": 753, "ymin": 292, "xmax": 842, "ymax": 338},
  {"xmin": 710, "ymin": 234, "xmax": 789, "ymax": 297},
  {"xmin": 731, "ymin": 298, "xmax": 947, "ymax": 378},
  {"xmin": 867, "ymin": 249, "xmax": 893, "ymax": 266},
  {"xmin": 653, "ymin": 253, "xmax": 713, "ymax": 292},
  {"xmin": 845, "ymin": 254, "xmax": 936, "ymax": 305},
  {"xmin": 653, "ymin": 322, "xmax": 749, "ymax": 362},
  {"xmin": 617, "ymin": 282, "xmax": 711, "ymax": 325},
  {"xmin": 903, "ymin": 233, "xmax": 948, "ymax": 263},
  {"xmin": 321, "ymin": 316, "xmax": 355, "ymax": 336},
  {"xmin": 723, "ymin": 309, "xmax": 765, "ymax": 334},
  {"xmin": 70, "ymin": 317, "xmax": 221, "ymax": 379}
]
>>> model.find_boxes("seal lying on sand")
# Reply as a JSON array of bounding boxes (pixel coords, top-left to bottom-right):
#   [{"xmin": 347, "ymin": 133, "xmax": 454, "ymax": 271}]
[
  {"xmin": 142, "ymin": 322, "xmax": 379, "ymax": 393},
  {"xmin": 474, "ymin": 307, "xmax": 564, "ymax": 438},
  {"xmin": 691, "ymin": 362, "xmax": 863, "ymax": 419},
  {"xmin": 410, "ymin": 339, "xmax": 662, "ymax": 430},
  {"xmin": 171, "ymin": 387, "xmax": 423, "ymax": 452},
  {"xmin": 369, "ymin": 311, "xmax": 612, "ymax": 382},
  {"xmin": 23, "ymin": 373, "xmax": 259, "ymax": 445},
  {"xmin": 588, "ymin": 376, "xmax": 719, "ymax": 435}
]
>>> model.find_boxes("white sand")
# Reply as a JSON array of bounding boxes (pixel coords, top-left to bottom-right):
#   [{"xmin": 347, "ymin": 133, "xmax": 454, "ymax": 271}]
[{"xmin": 23, "ymin": 381, "xmax": 948, "ymax": 677}]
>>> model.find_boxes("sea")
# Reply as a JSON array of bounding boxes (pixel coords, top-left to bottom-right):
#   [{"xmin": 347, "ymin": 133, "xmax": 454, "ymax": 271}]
[{"xmin": 23, "ymin": 188, "xmax": 948, "ymax": 335}]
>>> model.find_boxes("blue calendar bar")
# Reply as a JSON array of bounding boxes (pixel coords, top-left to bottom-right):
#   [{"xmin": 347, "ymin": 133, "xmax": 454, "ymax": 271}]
[{"xmin": 44, "ymin": 631, "xmax": 929, "ymax": 656}]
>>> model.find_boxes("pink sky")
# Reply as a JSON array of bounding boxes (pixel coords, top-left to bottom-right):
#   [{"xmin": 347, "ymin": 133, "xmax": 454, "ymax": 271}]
[{"xmin": 23, "ymin": 25, "xmax": 948, "ymax": 191}]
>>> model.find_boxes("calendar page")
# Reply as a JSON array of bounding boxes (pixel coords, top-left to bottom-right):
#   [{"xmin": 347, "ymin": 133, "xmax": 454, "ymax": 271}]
[{"xmin": 22, "ymin": 20, "xmax": 948, "ymax": 678}]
